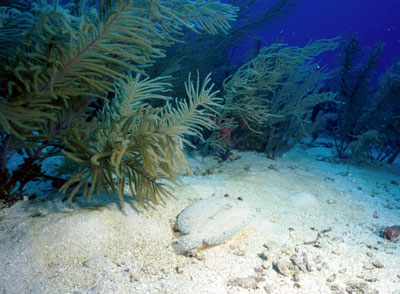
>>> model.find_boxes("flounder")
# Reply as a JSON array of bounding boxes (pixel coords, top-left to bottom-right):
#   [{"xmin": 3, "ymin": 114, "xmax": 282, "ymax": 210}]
[{"xmin": 175, "ymin": 196, "xmax": 252, "ymax": 254}]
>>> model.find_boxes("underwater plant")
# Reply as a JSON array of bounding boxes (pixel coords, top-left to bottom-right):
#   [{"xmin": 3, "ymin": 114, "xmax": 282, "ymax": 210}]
[
  {"xmin": 206, "ymin": 38, "xmax": 339, "ymax": 159},
  {"xmin": 147, "ymin": 0, "xmax": 298, "ymax": 101},
  {"xmin": 331, "ymin": 33, "xmax": 383, "ymax": 158},
  {"xmin": 330, "ymin": 33, "xmax": 400, "ymax": 163},
  {"xmin": 0, "ymin": 0, "xmax": 237, "ymax": 205},
  {"xmin": 347, "ymin": 62, "xmax": 400, "ymax": 163},
  {"xmin": 59, "ymin": 72, "xmax": 221, "ymax": 205}
]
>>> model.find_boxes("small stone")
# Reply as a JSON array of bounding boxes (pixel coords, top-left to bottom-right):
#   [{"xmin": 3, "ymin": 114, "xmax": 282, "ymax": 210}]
[
  {"xmin": 194, "ymin": 254, "xmax": 205, "ymax": 261},
  {"xmin": 224, "ymin": 193, "xmax": 230, "ymax": 197},
  {"xmin": 268, "ymin": 164, "xmax": 278, "ymax": 170},
  {"xmin": 306, "ymin": 262, "xmax": 313, "ymax": 272},
  {"xmin": 254, "ymin": 267, "xmax": 266, "ymax": 276},
  {"xmin": 82, "ymin": 255, "xmax": 106, "ymax": 269},
  {"xmin": 169, "ymin": 219, "xmax": 179, "ymax": 232},
  {"xmin": 264, "ymin": 284, "xmax": 272, "ymax": 294},
  {"xmin": 317, "ymin": 262, "xmax": 328, "ymax": 271},
  {"xmin": 262, "ymin": 262, "xmax": 271, "ymax": 270},
  {"xmin": 365, "ymin": 244, "xmax": 378, "ymax": 250},
  {"xmin": 232, "ymin": 249, "xmax": 245, "ymax": 257},
  {"xmin": 362, "ymin": 275, "xmax": 378, "ymax": 282},
  {"xmin": 290, "ymin": 254, "xmax": 307, "ymax": 272},
  {"xmin": 340, "ymin": 171, "xmax": 351, "ymax": 176},
  {"xmin": 227, "ymin": 276, "xmax": 259, "ymax": 290},
  {"xmin": 237, "ymin": 196, "xmax": 243, "ymax": 201},
  {"xmin": 185, "ymin": 249, "xmax": 197, "ymax": 258},
  {"xmin": 345, "ymin": 281, "xmax": 368, "ymax": 292},
  {"xmin": 205, "ymin": 168, "xmax": 213, "ymax": 175},
  {"xmin": 175, "ymin": 267, "xmax": 184, "ymax": 274},
  {"xmin": 313, "ymin": 242, "xmax": 322, "ymax": 248},
  {"xmin": 327, "ymin": 199, "xmax": 336, "ymax": 205},
  {"xmin": 314, "ymin": 256, "xmax": 322, "ymax": 264},
  {"xmin": 330, "ymin": 284, "xmax": 340, "ymax": 291},
  {"xmin": 293, "ymin": 266, "xmax": 300, "ymax": 282},
  {"xmin": 362, "ymin": 264, "xmax": 375, "ymax": 270},
  {"xmin": 321, "ymin": 262, "xmax": 329, "ymax": 271},
  {"xmin": 273, "ymin": 259, "xmax": 294, "ymax": 277},
  {"xmin": 280, "ymin": 246, "xmax": 294, "ymax": 256},
  {"xmin": 372, "ymin": 262, "xmax": 384, "ymax": 269},
  {"xmin": 327, "ymin": 274, "xmax": 337, "ymax": 283},
  {"xmin": 259, "ymin": 251, "xmax": 270, "ymax": 260}
]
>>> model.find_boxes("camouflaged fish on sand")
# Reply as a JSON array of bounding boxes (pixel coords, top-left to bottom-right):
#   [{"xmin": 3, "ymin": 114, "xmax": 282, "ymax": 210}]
[{"xmin": 175, "ymin": 197, "xmax": 252, "ymax": 254}]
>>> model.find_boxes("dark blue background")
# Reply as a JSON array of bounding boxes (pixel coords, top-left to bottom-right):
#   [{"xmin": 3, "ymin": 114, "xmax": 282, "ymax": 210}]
[{"xmin": 258, "ymin": 0, "xmax": 400, "ymax": 72}]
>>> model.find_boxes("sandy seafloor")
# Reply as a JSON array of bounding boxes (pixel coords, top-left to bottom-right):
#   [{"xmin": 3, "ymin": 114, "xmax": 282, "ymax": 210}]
[{"xmin": 0, "ymin": 139, "xmax": 399, "ymax": 294}]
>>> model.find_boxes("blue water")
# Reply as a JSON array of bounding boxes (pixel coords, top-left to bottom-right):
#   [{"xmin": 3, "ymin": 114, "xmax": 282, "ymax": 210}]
[{"xmin": 237, "ymin": 0, "xmax": 399, "ymax": 73}]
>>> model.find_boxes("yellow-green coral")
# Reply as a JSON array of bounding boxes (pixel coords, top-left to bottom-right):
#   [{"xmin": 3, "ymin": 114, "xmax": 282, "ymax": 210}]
[
  {"xmin": 0, "ymin": 0, "xmax": 237, "ymax": 203},
  {"xmin": 60, "ymin": 73, "xmax": 222, "ymax": 205}
]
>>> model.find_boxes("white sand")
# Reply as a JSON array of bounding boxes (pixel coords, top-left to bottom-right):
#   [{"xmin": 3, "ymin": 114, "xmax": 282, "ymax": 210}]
[{"xmin": 0, "ymin": 141, "xmax": 399, "ymax": 294}]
